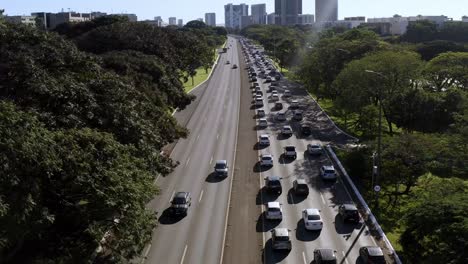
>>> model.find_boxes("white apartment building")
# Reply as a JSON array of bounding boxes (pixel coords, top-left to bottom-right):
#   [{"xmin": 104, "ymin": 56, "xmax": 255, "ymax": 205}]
[
  {"xmin": 367, "ymin": 15, "xmax": 450, "ymax": 35},
  {"xmin": 205, "ymin": 13, "xmax": 216, "ymax": 26}
]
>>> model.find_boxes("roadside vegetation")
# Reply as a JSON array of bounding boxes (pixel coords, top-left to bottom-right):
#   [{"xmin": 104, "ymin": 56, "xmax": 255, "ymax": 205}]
[
  {"xmin": 242, "ymin": 22, "xmax": 468, "ymax": 263},
  {"xmin": 0, "ymin": 14, "xmax": 225, "ymax": 263}
]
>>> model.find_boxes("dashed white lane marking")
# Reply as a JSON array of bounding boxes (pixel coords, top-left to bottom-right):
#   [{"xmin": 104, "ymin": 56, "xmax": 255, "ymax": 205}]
[
  {"xmin": 180, "ymin": 245, "xmax": 188, "ymax": 264},
  {"xmin": 302, "ymin": 251, "xmax": 307, "ymax": 264},
  {"xmin": 199, "ymin": 190, "xmax": 204, "ymax": 203},
  {"xmin": 210, "ymin": 156, "xmax": 213, "ymax": 164},
  {"xmin": 185, "ymin": 157, "xmax": 190, "ymax": 167},
  {"xmin": 320, "ymin": 193, "xmax": 326, "ymax": 204},
  {"xmin": 196, "ymin": 134, "xmax": 200, "ymax": 141},
  {"xmin": 169, "ymin": 190, "xmax": 175, "ymax": 203},
  {"xmin": 342, "ymin": 251, "xmax": 349, "ymax": 264}
]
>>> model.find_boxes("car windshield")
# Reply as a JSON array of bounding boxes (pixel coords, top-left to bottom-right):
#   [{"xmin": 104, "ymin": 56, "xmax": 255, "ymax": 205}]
[
  {"xmin": 215, "ymin": 163, "xmax": 226, "ymax": 169},
  {"xmin": 310, "ymin": 145, "xmax": 320, "ymax": 149},
  {"xmin": 325, "ymin": 169, "xmax": 335, "ymax": 174},
  {"xmin": 172, "ymin": 197, "xmax": 186, "ymax": 204},
  {"xmin": 285, "ymin": 146, "xmax": 295, "ymax": 151},
  {"xmin": 307, "ymin": 214, "xmax": 321, "ymax": 220},
  {"xmin": 275, "ymin": 235, "xmax": 290, "ymax": 242},
  {"xmin": 268, "ymin": 180, "xmax": 280, "ymax": 186},
  {"xmin": 269, "ymin": 208, "xmax": 280, "ymax": 212},
  {"xmin": 262, "ymin": 156, "xmax": 272, "ymax": 160}
]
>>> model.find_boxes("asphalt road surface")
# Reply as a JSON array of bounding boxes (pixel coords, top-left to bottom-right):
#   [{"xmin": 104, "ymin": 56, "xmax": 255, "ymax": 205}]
[
  {"xmin": 241, "ymin": 43, "xmax": 380, "ymax": 264},
  {"xmin": 142, "ymin": 36, "xmax": 241, "ymax": 264}
]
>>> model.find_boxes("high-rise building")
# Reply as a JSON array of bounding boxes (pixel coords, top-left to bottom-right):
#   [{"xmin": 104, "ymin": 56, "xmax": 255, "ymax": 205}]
[
  {"xmin": 251, "ymin": 4, "xmax": 267, "ymax": 24},
  {"xmin": 178, "ymin": 19, "xmax": 183, "ymax": 27},
  {"xmin": 205, "ymin": 13, "xmax": 216, "ymax": 26},
  {"xmin": 241, "ymin": 15, "xmax": 252, "ymax": 28},
  {"xmin": 463, "ymin": 16, "xmax": 468, "ymax": 22},
  {"xmin": 267, "ymin": 13, "xmax": 277, "ymax": 25},
  {"xmin": 168, "ymin": 17, "xmax": 177, "ymax": 25},
  {"xmin": 275, "ymin": 0, "xmax": 302, "ymax": 25},
  {"xmin": 315, "ymin": 0, "xmax": 338, "ymax": 22},
  {"xmin": 224, "ymin": 3, "xmax": 248, "ymax": 29},
  {"xmin": 299, "ymin": 14, "xmax": 314, "ymax": 24}
]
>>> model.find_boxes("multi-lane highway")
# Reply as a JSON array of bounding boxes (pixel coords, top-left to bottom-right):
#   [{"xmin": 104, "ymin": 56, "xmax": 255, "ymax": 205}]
[
  {"xmin": 142, "ymin": 36, "xmax": 241, "ymax": 264},
  {"xmin": 142, "ymin": 36, "xmax": 385, "ymax": 264},
  {"xmin": 244, "ymin": 43, "xmax": 380, "ymax": 263}
]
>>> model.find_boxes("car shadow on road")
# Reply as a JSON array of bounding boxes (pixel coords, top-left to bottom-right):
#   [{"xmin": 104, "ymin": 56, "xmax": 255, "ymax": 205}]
[
  {"xmin": 276, "ymin": 134, "xmax": 291, "ymax": 141},
  {"xmin": 287, "ymin": 188, "xmax": 307, "ymax": 204},
  {"xmin": 278, "ymin": 154, "xmax": 295, "ymax": 165},
  {"xmin": 334, "ymin": 214, "xmax": 362, "ymax": 236},
  {"xmin": 253, "ymin": 162, "xmax": 272, "ymax": 173},
  {"xmin": 296, "ymin": 219, "xmax": 321, "ymax": 242},
  {"xmin": 254, "ymin": 142, "xmax": 268, "ymax": 150},
  {"xmin": 158, "ymin": 208, "xmax": 185, "ymax": 225},
  {"xmin": 256, "ymin": 212, "xmax": 281, "ymax": 232},
  {"xmin": 256, "ymin": 187, "xmax": 280, "ymax": 205},
  {"xmin": 205, "ymin": 172, "xmax": 226, "ymax": 183},
  {"xmin": 262, "ymin": 239, "xmax": 290, "ymax": 264}
]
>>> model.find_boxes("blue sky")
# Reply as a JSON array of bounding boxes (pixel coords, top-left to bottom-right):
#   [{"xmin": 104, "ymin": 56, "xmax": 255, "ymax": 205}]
[{"xmin": 2, "ymin": 0, "xmax": 467, "ymax": 24}]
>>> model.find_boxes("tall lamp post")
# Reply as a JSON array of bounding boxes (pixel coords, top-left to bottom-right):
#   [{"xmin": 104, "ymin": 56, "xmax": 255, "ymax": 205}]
[{"xmin": 364, "ymin": 69, "xmax": 386, "ymax": 214}]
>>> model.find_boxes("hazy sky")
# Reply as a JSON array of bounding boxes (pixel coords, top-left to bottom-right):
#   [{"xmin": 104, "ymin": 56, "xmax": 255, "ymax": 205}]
[{"xmin": 2, "ymin": 0, "xmax": 467, "ymax": 24}]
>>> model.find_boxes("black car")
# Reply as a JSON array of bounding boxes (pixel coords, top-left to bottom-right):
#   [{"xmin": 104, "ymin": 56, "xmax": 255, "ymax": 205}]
[
  {"xmin": 293, "ymin": 179, "xmax": 309, "ymax": 195},
  {"xmin": 170, "ymin": 192, "xmax": 192, "ymax": 216},
  {"xmin": 301, "ymin": 125, "xmax": 312, "ymax": 136},
  {"xmin": 275, "ymin": 102, "xmax": 283, "ymax": 110},
  {"xmin": 265, "ymin": 176, "xmax": 282, "ymax": 194},
  {"xmin": 339, "ymin": 204, "xmax": 360, "ymax": 223},
  {"xmin": 359, "ymin": 246, "xmax": 386, "ymax": 264},
  {"xmin": 314, "ymin": 248, "xmax": 337, "ymax": 264}
]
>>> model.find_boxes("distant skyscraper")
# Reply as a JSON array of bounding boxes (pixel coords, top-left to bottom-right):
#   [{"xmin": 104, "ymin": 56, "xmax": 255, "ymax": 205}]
[
  {"xmin": 168, "ymin": 17, "xmax": 177, "ymax": 25},
  {"xmin": 275, "ymin": 0, "xmax": 302, "ymax": 25},
  {"xmin": 299, "ymin": 14, "xmax": 314, "ymax": 24},
  {"xmin": 205, "ymin": 13, "xmax": 216, "ymax": 26},
  {"xmin": 224, "ymin": 3, "xmax": 249, "ymax": 29},
  {"xmin": 267, "ymin": 13, "xmax": 277, "ymax": 25},
  {"xmin": 251, "ymin": 4, "xmax": 267, "ymax": 24},
  {"xmin": 315, "ymin": 0, "xmax": 338, "ymax": 22},
  {"xmin": 177, "ymin": 19, "xmax": 183, "ymax": 27}
]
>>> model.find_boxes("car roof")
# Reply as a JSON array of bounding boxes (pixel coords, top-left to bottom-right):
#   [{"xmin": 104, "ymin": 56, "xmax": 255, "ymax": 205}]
[
  {"xmin": 283, "ymin": 125, "xmax": 292, "ymax": 129},
  {"xmin": 260, "ymin": 134, "xmax": 269, "ymax": 138},
  {"xmin": 262, "ymin": 153, "xmax": 273, "ymax": 158},
  {"xmin": 342, "ymin": 204, "xmax": 358, "ymax": 210},
  {"xmin": 174, "ymin": 192, "xmax": 189, "ymax": 198},
  {"xmin": 322, "ymin": 165, "xmax": 335, "ymax": 170},
  {"xmin": 215, "ymin": 160, "xmax": 227, "ymax": 165},
  {"xmin": 296, "ymin": 179, "xmax": 307, "ymax": 184},
  {"xmin": 315, "ymin": 248, "xmax": 336, "ymax": 260},
  {"xmin": 273, "ymin": 228, "xmax": 289, "ymax": 237},
  {"xmin": 267, "ymin": 175, "xmax": 280, "ymax": 181},
  {"xmin": 267, "ymin": 202, "xmax": 280, "ymax": 208},
  {"xmin": 305, "ymin": 208, "xmax": 320, "ymax": 215},
  {"xmin": 259, "ymin": 118, "xmax": 267, "ymax": 122},
  {"xmin": 365, "ymin": 246, "xmax": 384, "ymax": 256}
]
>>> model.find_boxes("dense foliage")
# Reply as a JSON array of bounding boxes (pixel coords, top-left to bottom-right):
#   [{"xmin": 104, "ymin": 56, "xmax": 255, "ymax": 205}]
[
  {"xmin": 0, "ymin": 16, "xmax": 224, "ymax": 263},
  {"xmin": 402, "ymin": 20, "xmax": 468, "ymax": 43}
]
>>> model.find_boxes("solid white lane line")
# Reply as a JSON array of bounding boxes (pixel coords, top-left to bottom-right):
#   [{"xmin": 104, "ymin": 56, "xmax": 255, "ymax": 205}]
[
  {"xmin": 180, "ymin": 245, "xmax": 188, "ymax": 264},
  {"xmin": 210, "ymin": 156, "xmax": 213, "ymax": 164},
  {"xmin": 320, "ymin": 193, "xmax": 326, "ymax": 204},
  {"xmin": 185, "ymin": 157, "xmax": 190, "ymax": 167},
  {"xmin": 199, "ymin": 190, "xmax": 204, "ymax": 203},
  {"xmin": 169, "ymin": 190, "xmax": 175, "ymax": 203},
  {"xmin": 302, "ymin": 251, "xmax": 307, "ymax": 264}
]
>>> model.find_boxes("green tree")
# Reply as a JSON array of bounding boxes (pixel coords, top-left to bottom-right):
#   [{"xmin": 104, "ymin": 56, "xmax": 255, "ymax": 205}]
[
  {"xmin": 401, "ymin": 20, "xmax": 438, "ymax": 43},
  {"xmin": 423, "ymin": 52, "xmax": 468, "ymax": 91}
]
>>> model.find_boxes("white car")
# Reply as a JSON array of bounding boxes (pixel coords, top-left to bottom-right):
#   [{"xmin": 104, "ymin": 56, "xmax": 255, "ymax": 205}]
[
  {"xmin": 260, "ymin": 154, "xmax": 273, "ymax": 167},
  {"xmin": 258, "ymin": 118, "xmax": 268, "ymax": 127},
  {"xmin": 281, "ymin": 125, "xmax": 293, "ymax": 136},
  {"xmin": 266, "ymin": 202, "xmax": 283, "ymax": 220},
  {"xmin": 276, "ymin": 112, "xmax": 286, "ymax": 121},
  {"xmin": 290, "ymin": 100, "xmax": 299, "ymax": 108},
  {"xmin": 302, "ymin": 208, "xmax": 323, "ymax": 230},
  {"xmin": 259, "ymin": 134, "xmax": 270, "ymax": 146},
  {"xmin": 320, "ymin": 165, "xmax": 337, "ymax": 181},
  {"xmin": 283, "ymin": 90, "xmax": 291, "ymax": 97},
  {"xmin": 307, "ymin": 143, "xmax": 323, "ymax": 155}
]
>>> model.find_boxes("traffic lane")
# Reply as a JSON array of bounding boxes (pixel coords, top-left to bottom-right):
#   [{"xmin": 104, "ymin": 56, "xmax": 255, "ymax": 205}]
[{"xmin": 144, "ymin": 37, "xmax": 240, "ymax": 263}]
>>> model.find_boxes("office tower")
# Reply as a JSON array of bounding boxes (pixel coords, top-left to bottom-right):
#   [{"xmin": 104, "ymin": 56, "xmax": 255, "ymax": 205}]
[
  {"xmin": 315, "ymin": 0, "xmax": 338, "ymax": 22},
  {"xmin": 275, "ymin": 0, "xmax": 302, "ymax": 25},
  {"xmin": 299, "ymin": 14, "xmax": 314, "ymax": 24},
  {"xmin": 267, "ymin": 13, "xmax": 277, "ymax": 25},
  {"xmin": 169, "ymin": 17, "xmax": 177, "ymax": 25},
  {"xmin": 205, "ymin": 12, "xmax": 216, "ymax": 26},
  {"xmin": 251, "ymin": 4, "xmax": 267, "ymax": 24},
  {"xmin": 224, "ymin": 3, "xmax": 248, "ymax": 29},
  {"xmin": 178, "ymin": 19, "xmax": 183, "ymax": 27}
]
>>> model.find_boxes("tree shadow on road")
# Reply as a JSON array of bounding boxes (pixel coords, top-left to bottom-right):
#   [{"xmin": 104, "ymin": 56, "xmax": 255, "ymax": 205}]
[{"xmin": 296, "ymin": 219, "xmax": 322, "ymax": 242}]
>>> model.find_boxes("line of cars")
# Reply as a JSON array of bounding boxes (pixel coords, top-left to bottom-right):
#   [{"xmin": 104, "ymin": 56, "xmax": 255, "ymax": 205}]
[{"xmin": 240, "ymin": 38, "xmax": 387, "ymax": 264}]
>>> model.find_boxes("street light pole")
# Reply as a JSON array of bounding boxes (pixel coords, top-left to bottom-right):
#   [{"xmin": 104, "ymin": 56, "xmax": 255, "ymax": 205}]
[{"xmin": 365, "ymin": 69, "xmax": 386, "ymax": 214}]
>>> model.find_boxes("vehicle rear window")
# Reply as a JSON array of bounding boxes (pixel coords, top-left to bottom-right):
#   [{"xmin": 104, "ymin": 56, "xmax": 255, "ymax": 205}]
[
  {"xmin": 215, "ymin": 164, "xmax": 226, "ymax": 169},
  {"xmin": 269, "ymin": 208, "xmax": 280, "ymax": 212},
  {"xmin": 275, "ymin": 236, "xmax": 290, "ymax": 242},
  {"xmin": 173, "ymin": 197, "xmax": 186, "ymax": 204},
  {"xmin": 285, "ymin": 146, "xmax": 295, "ymax": 151},
  {"xmin": 325, "ymin": 169, "xmax": 335, "ymax": 174},
  {"xmin": 269, "ymin": 180, "xmax": 280, "ymax": 186}
]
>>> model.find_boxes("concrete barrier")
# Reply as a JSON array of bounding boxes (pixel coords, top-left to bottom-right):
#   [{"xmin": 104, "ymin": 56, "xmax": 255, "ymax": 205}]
[{"xmin": 326, "ymin": 145, "xmax": 402, "ymax": 264}]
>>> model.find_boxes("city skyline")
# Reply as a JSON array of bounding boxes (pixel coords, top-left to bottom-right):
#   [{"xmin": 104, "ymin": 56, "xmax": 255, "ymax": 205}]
[{"xmin": 2, "ymin": 0, "xmax": 467, "ymax": 24}]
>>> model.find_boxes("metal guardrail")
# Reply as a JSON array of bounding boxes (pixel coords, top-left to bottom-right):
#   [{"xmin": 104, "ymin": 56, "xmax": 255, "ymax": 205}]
[{"xmin": 326, "ymin": 145, "xmax": 402, "ymax": 264}]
